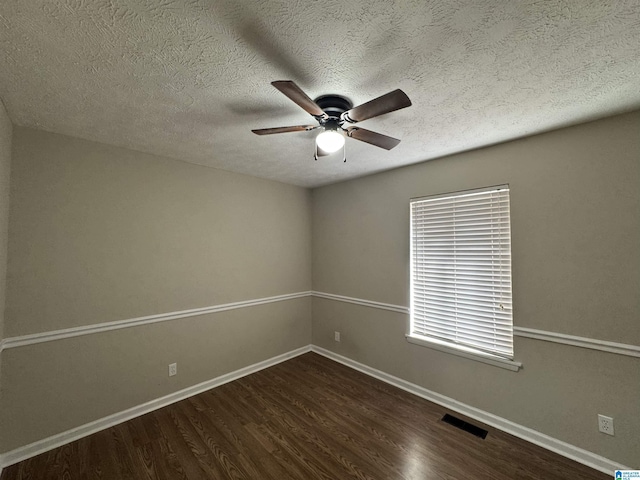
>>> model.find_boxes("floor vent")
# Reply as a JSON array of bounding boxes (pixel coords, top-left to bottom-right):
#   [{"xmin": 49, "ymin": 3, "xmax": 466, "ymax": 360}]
[{"xmin": 441, "ymin": 414, "xmax": 488, "ymax": 439}]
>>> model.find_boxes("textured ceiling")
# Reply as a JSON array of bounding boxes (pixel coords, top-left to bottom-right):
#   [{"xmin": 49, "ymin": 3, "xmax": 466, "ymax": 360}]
[{"xmin": 1, "ymin": 1, "xmax": 639, "ymax": 187}]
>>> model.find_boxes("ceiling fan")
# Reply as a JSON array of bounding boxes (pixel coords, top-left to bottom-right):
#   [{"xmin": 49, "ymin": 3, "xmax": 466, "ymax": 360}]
[{"xmin": 252, "ymin": 81, "xmax": 412, "ymax": 161}]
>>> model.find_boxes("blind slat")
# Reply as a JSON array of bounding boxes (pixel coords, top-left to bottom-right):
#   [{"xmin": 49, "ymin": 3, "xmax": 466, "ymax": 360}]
[
  {"xmin": 414, "ymin": 294, "xmax": 511, "ymax": 311},
  {"xmin": 410, "ymin": 187, "xmax": 514, "ymax": 358}
]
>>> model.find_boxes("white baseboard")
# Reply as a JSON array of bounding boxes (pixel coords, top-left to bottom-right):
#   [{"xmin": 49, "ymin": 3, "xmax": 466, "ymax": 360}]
[
  {"xmin": 0, "ymin": 345, "xmax": 311, "ymax": 470},
  {"xmin": 310, "ymin": 345, "xmax": 629, "ymax": 476},
  {"xmin": 0, "ymin": 343, "xmax": 629, "ymax": 476}
]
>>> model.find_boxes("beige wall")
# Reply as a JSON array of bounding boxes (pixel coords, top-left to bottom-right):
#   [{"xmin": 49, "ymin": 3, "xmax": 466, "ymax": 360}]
[
  {"xmin": 0, "ymin": 100, "xmax": 12, "ymax": 432},
  {"xmin": 2, "ymin": 112, "xmax": 639, "ymax": 466},
  {"xmin": 0, "ymin": 101, "xmax": 11, "ymax": 347},
  {"xmin": 0, "ymin": 100, "xmax": 12, "ymax": 460},
  {"xmin": 7, "ymin": 128, "xmax": 312, "ymax": 336},
  {"xmin": 311, "ymin": 111, "xmax": 640, "ymax": 467},
  {"xmin": 1, "ymin": 128, "xmax": 312, "ymax": 452}
]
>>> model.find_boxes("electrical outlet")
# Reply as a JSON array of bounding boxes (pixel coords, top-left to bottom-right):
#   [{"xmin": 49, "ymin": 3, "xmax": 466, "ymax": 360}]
[
  {"xmin": 334, "ymin": 331, "xmax": 341, "ymax": 342},
  {"xmin": 598, "ymin": 414, "xmax": 614, "ymax": 436},
  {"xmin": 169, "ymin": 363, "xmax": 177, "ymax": 377}
]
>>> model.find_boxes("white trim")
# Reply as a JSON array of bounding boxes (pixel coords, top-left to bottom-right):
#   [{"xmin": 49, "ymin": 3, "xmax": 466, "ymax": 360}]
[
  {"xmin": 1, "ymin": 291, "xmax": 637, "ymax": 361},
  {"xmin": 405, "ymin": 334, "xmax": 522, "ymax": 371},
  {"xmin": 310, "ymin": 345, "xmax": 629, "ymax": 475},
  {"xmin": 0, "ymin": 344, "xmax": 631, "ymax": 474},
  {"xmin": 410, "ymin": 183, "xmax": 510, "ymax": 202},
  {"xmin": 312, "ymin": 291, "xmax": 409, "ymax": 314},
  {"xmin": 514, "ymin": 327, "xmax": 640, "ymax": 358},
  {"xmin": 0, "ymin": 292, "xmax": 312, "ymax": 351},
  {"xmin": 312, "ymin": 291, "xmax": 640, "ymax": 359},
  {"xmin": 0, "ymin": 345, "xmax": 312, "ymax": 469}
]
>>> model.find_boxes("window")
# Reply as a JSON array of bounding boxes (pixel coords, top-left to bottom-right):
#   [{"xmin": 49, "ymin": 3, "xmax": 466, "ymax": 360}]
[{"xmin": 409, "ymin": 186, "xmax": 515, "ymax": 363}]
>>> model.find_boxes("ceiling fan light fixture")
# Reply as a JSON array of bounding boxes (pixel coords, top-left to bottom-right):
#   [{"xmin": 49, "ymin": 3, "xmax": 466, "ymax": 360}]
[
  {"xmin": 316, "ymin": 130, "xmax": 345, "ymax": 153},
  {"xmin": 252, "ymin": 81, "xmax": 411, "ymax": 155}
]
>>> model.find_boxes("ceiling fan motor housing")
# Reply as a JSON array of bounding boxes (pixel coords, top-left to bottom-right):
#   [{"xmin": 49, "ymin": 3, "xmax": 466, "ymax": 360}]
[
  {"xmin": 252, "ymin": 81, "xmax": 409, "ymax": 151},
  {"xmin": 313, "ymin": 94, "xmax": 353, "ymax": 120}
]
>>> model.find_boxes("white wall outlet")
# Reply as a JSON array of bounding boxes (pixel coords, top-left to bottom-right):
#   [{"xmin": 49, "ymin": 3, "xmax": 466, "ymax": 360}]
[
  {"xmin": 168, "ymin": 363, "xmax": 177, "ymax": 377},
  {"xmin": 334, "ymin": 331, "xmax": 341, "ymax": 342},
  {"xmin": 598, "ymin": 414, "xmax": 614, "ymax": 436}
]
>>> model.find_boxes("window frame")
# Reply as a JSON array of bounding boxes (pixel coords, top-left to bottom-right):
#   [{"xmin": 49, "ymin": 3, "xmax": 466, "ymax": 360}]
[{"xmin": 407, "ymin": 185, "xmax": 521, "ymax": 371}]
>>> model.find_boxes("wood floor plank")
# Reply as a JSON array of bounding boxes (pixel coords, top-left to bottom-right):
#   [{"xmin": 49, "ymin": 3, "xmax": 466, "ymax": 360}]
[
  {"xmin": 253, "ymin": 378, "xmax": 402, "ymax": 478},
  {"xmin": 172, "ymin": 401, "xmax": 248, "ymax": 480},
  {"xmin": 1, "ymin": 353, "xmax": 610, "ymax": 480}
]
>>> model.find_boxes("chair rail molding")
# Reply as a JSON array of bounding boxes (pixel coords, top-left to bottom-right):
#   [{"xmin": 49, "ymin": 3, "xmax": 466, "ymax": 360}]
[
  {"xmin": 0, "ymin": 291, "xmax": 312, "ymax": 351},
  {"xmin": 311, "ymin": 291, "xmax": 640, "ymax": 358},
  {"xmin": 513, "ymin": 327, "xmax": 640, "ymax": 358},
  {"xmin": 1, "ymin": 291, "xmax": 638, "ymax": 359}
]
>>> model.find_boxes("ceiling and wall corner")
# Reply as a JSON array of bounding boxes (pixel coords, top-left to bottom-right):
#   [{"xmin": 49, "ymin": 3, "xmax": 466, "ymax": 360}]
[{"xmin": 0, "ymin": 0, "xmax": 639, "ymax": 187}]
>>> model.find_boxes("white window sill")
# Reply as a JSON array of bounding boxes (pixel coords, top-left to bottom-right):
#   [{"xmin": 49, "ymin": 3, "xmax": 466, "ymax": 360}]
[{"xmin": 405, "ymin": 334, "xmax": 522, "ymax": 372}]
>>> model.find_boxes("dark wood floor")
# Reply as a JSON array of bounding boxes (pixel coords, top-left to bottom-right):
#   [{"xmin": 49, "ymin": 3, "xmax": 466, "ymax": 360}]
[{"xmin": 2, "ymin": 352, "xmax": 608, "ymax": 480}]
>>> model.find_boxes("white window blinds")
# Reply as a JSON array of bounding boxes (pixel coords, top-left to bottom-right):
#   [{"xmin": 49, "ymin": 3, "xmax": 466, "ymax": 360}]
[{"xmin": 410, "ymin": 186, "xmax": 514, "ymax": 358}]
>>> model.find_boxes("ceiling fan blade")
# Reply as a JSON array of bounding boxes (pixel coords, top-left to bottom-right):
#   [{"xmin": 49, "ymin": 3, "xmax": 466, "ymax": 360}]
[
  {"xmin": 343, "ymin": 89, "xmax": 411, "ymax": 123},
  {"xmin": 346, "ymin": 127, "xmax": 401, "ymax": 150},
  {"xmin": 271, "ymin": 81, "xmax": 328, "ymax": 119},
  {"xmin": 252, "ymin": 125, "xmax": 318, "ymax": 135}
]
